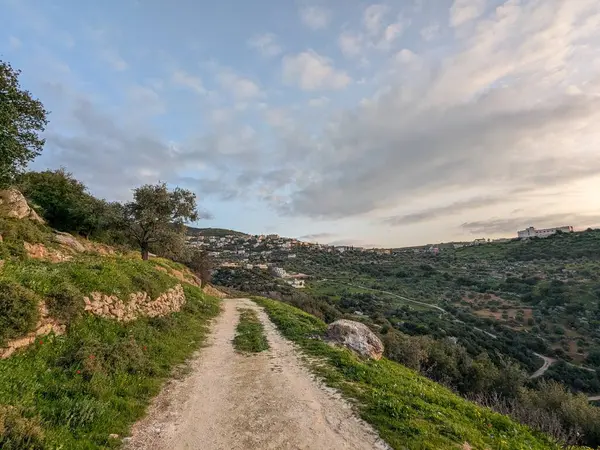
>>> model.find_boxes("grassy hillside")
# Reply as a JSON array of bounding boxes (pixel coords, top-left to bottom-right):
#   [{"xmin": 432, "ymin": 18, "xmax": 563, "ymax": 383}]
[
  {"xmin": 186, "ymin": 226, "xmax": 248, "ymax": 238},
  {"xmin": 455, "ymin": 229, "xmax": 600, "ymax": 261},
  {"xmin": 253, "ymin": 297, "xmax": 574, "ymax": 450},
  {"xmin": 0, "ymin": 217, "xmax": 220, "ymax": 448}
]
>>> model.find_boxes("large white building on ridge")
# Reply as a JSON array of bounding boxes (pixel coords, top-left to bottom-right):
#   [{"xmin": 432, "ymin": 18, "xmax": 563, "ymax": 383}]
[{"xmin": 517, "ymin": 226, "xmax": 573, "ymax": 239}]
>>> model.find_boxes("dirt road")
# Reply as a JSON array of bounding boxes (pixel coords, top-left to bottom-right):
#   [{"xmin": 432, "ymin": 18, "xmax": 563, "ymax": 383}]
[
  {"xmin": 530, "ymin": 353, "xmax": 556, "ymax": 379},
  {"xmin": 125, "ymin": 298, "xmax": 390, "ymax": 450}
]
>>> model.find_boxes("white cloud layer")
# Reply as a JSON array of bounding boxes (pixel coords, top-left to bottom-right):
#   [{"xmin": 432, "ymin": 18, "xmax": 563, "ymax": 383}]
[
  {"xmin": 299, "ymin": 6, "xmax": 332, "ymax": 30},
  {"xmin": 248, "ymin": 33, "xmax": 282, "ymax": 57},
  {"xmin": 217, "ymin": 70, "xmax": 262, "ymax": 100},
  {"xmin": 172, "ymin": 70, "xmax": 205, "ymax": 95},
  {"xmin": 8, "ymin": 0, "xmax": 600, "ymax": 245},
  {"xmin": 282, "ymin": 50, "xmax": 351, "ymax": 90},
  {"xmin": 450, "ymin": 0, "xmax": 487, "ymax": 27}
]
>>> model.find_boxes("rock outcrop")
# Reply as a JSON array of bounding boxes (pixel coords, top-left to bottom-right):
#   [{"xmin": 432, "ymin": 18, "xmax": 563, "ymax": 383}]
[
  {"xmin": 326, "ymin": 319, "xmax": 384, "ymax": 360},
  {"xmin": 0, "ymin": 189, "xmax": 44, "ymax": 223},
  {"xmin": 84, "ymin": 284, "xmax": 186, "ymax": 322},
  {"xmin": 53, "ymin": 231, "xmax": 86, "ymax": 252},
  {"xmin": 24, "ymin": 242, "xmax": 72, "ymax": 262}
]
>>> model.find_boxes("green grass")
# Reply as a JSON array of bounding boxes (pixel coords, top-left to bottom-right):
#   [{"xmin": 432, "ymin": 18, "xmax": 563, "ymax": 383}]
[
  {"xmin": 0, "ymin": 285, "xmax": 220, "ymax": 449},
  {"xmin": 0, "ymin": 256, "xmax": 178, "ymax": 300},
  {"xmin": 253, "ymin": 296, "xmax": 565, "ymax": 450},
  {"xmin": 0, "ymin": 217, "xmax": 52, "ymax": 259},
  {"xmin": 0, "ymin": 219, "xmax": 223, "ymax": 448},
  {"xmin": 233, "ymin": 308, "xmax": 269, "ymax": 353}
]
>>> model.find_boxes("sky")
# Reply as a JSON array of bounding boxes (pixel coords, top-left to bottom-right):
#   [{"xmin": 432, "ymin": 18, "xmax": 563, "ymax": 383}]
[{"xmin": 2, "ymin": 0, "xmax": 600, "ymax": 248}]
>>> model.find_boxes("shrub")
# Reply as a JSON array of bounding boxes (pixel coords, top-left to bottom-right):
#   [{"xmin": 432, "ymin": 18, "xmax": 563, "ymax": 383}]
[
  {"xmin": 0, "ymin": 280, "xmax": 39, "ymax": 344},
  {"xmin": 0, "ymin": 218, "xmax": 49, "ymax": 259},
  {"xmin": 520, "ymin": 381, "xmax": 600, "ymax": 446},
  {"xmin": 0, "ymin": 405, "xmax": 45, "ymax": 449},
  {"xmin": 46, "ymin": 282, "xmax": 84, "ymax": 324}
]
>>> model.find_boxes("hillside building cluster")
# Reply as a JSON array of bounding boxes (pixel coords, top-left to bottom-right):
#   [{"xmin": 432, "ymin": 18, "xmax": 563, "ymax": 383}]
[{"xmin": 517, "ymin": 226, "xmax": 574, "ymax": 239}]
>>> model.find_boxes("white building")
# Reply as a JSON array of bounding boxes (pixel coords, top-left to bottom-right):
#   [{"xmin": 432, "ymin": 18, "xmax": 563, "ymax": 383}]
[
  {"xmin": 271, "ymin": 267, "xmax": 287, "ymax": 278},
  {"xmin": 517, "ymin": 226, "xmax": 573, "ymax": 239},
  {"xmin": 286, "ymin": 279, "xmax": 305, "ymax": 289}
]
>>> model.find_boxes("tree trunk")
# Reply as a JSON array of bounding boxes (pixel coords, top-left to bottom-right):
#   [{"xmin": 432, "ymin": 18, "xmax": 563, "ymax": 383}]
[{"xmin": 141, "ymin": 244, "xmax": 149, "ymax": 261}]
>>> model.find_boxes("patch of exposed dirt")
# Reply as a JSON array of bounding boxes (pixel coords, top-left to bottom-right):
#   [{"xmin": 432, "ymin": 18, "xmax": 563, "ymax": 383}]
[
  {"xmin": 125, "ymin": 298, "xmax": 390, "ymax": 450},
  {"xmin": 24, "ymin": 242, "xmax": 73, "ymax": 262}
]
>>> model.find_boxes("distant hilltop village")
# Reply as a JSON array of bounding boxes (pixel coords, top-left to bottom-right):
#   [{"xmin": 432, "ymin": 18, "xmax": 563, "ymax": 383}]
[{"xmin": 186, "ymin": 225, "xmax": 580, "ymax": 278}]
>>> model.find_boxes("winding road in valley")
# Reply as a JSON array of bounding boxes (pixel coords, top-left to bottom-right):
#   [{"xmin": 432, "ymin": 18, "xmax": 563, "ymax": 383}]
[
  {"xmin": 126, "ymin": 298, "xmax": 390, "ymax": 450},
  {"xmin": 530, "ymin": 353, "xmax": 557, "ymax": 379},
  {"xmin": 316, "ymin": 279, "xmax": 597, "ymax": 389}
]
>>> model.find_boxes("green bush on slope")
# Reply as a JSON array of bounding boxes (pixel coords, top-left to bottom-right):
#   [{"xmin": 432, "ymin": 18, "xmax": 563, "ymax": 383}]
[
  {"xmin": 0, "ymin": 217, "xmax": 51, "ymax": 259},
  {"xmin": 0, "ymin": 229, "xmax": 221, "ymax": 450},
  {"xmin": 253, "ymin": 297, "xmax": 565, "ymax": 450},
  {"xmin": 0, "ymin": 281, "xmax": 40, "ymax": 346}
]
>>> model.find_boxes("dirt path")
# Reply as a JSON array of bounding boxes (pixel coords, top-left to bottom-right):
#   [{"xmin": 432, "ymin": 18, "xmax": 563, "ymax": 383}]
[
  {"xmin": 530, "ymin": 353, "xmax": 556, "ymax": 379},
  {"xmin": 125, "ymin": 298, "xmax": 390, "ymax": 450}
]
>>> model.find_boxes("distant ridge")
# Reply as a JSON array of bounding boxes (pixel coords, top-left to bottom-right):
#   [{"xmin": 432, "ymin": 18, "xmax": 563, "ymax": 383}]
[{"xmin": 186, "ymin": 226, "xmax": 249, "ymax": 238}]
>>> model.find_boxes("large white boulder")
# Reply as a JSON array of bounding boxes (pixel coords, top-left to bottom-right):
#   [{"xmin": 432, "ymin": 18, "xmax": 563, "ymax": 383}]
[
  {"xmin": 0, "ymin": 189, "xmax": 44, "ymax": 223},
  {"xmin": 327, "ymin": 319, "xmax": 384, "ymax": 360}
]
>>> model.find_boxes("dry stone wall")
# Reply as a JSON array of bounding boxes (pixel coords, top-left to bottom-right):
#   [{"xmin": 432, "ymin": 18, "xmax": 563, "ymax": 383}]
[{"xmin": 84, "ymin": 284, "xmax": 186, "ymax": 322}]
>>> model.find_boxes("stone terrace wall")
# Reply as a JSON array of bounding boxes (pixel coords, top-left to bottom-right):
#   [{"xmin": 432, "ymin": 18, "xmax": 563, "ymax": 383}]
[
  {"xmin": 1, "ymin": 285, "xmax": 187, "ymax": 359},
  {"xmin": 84, "ymin": 284, "xmax": 186, "ymax": 322}
]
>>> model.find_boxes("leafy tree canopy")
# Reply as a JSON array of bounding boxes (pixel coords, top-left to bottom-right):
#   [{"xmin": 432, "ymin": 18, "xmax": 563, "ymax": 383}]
[
  {"xmin": 0, "ymin": 60, "xmax": 48, "ymax": 187},
  {"xmin": 124, "ymin": 183, "xmax": 198, "ymax": 260},
  {"xmin": 18, "ymin": 169, "xmax": 122, "ymax": 239}
]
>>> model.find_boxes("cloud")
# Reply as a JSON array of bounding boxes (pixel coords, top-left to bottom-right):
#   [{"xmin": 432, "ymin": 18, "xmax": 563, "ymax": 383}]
[
  {"xmin": 40, "ymin": 82, "xmax": 272, "ymax": 210},
  {"xmin": 280, "ymin": 0, "xmax": 600, "ymax": 219},
  {"xmin": 339, "ymin": 5, "xmax": 409, "ymax": 59},
  {"xmin": 308, "ymin": 96, "xmax": 330, "ymax": 107},
  {"xmin": 17, "ymin": 0, "xmax": 600, "ymax": 247},
  {"xmin": 363, "ymin": 4, "xmax": 389, "ymax": 35},
  {"xmin": 450, "ymin": 0, "xmax": 486, "ymax": 27},
  {"xmin": 282, "ymin": 50, "xmax": 351, "ymax": 90},
  {"xmin": 197, "ymin": 208, "xmax": 215, "ymax": 220},
  {"xmin": 299, "ymin": 6, "xmax": 331, "ymax": 30},
  {"xmin": 172, "ymin": 70, "xmax": 205, "ymax": 95},
  {"xmin": 127, "ymin": 84, "xmax": 166, "ymax": 116},
  {"xmin": 395, "ymin": 48, "xmax": 418, "ymax": 64},
  {"xmin": 383, "ymin": 196, "xmax": 508, "ymax": 226},
  {"xmin": 43, "ymin": 96, "xmax": 178, "ymax": 200},
  {"xmin": 420, "ymin": 23, "xmax": 440, "ymax": 41},
  {"xmin": 8, "ymin": 35, "xmax": 21, "ymax": 50},
  {"xmin": 298, "ymin": 232, "xmax": 335, "ymax": 241},
  {"xmin": 264, "ymin": 108, "xmax": 293, "ymax": 129},
  {"xmin": 248, "ymin": 33, "xmax": 282, "ymax": 57},
  {"xmin": 217, "ymin": 70, "xmax": 262, "ymax": 100},
  {"xmin": 100, "ymin": 48, "xmax": 128, "ymax": 71},
  {"xmin": 461, "ymin": 213, "xmax": 600, "ymax": 235},
  {"xmin": 338, "ymin": 32, "xmax": 363, "ymax": 58}
]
